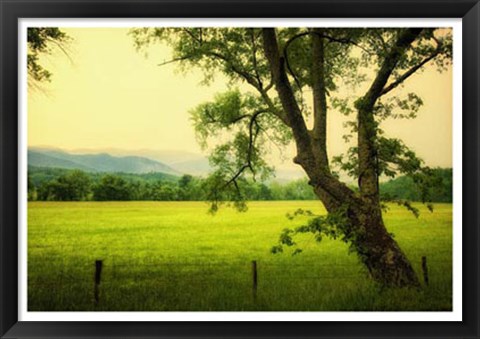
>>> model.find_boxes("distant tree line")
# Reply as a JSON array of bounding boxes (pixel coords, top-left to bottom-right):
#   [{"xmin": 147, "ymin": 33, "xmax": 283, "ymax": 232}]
[
  {"xmin": 27, "ymin": 167, "xmax": 452, "ymax": 202},
  {"xmin": 27, "ymin": 167, "xmax": 317, "ymax": 202},
  {"xmin": 379, "ymin": 168, "xmax": 452, "ymax": 203}
]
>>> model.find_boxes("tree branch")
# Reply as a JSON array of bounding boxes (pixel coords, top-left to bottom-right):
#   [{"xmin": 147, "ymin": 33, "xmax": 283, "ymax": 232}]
[
  {"xmin": 263, "ymin": 28, "xmax": 356, "ymax": 205},
  {"xmin": 249, "ymin": 28, "xmax": 264, "ymax": 89},
  {"xmin": 357, "ymin": 28, "xmax": 423, "ymax": 200},
  {"xmin": 380, "ymin": 47, "xmax": 442, "ymax": 96},
  {"xmin": 283, "ymin": 43, "xmax": 303, "ymax": 90},
  {"xmin": 165, "ymin": 30, "xmax": 288, "ymax": 126},
  {"xmin": 182, "ymin": 28, "xmax": 202, "ymax": 43},
  {"xmin": 223, "ymin": 110, "xmax": 266, "ymax": 187},
  {"xmin": 283, "ymin": 30, "xmax": 373, "ymax": 58},
  {"xmin": 322, "ymin": 34, "xmax": 374, "ymax": 55},
  {"xmin": 46, "ymin": 37, "xmax": 74, "ymax": 64},
  {"xmin": 262, "ymin": 28, "xmax": 313, "ymax": 167},
  {"xmin": 311, "ymin": 28, "xmax": 329, "ymax": 170},
  {"xmin": 360, "ymin": 28, "xmax": 424, "ymax": 110},
  {"xmin": 372, "ymin": 30, "xmax": 389, "ymax": 54},
  {"xmin": 157, "ymin": 55, "xmax": 194, "ymax": 66}
]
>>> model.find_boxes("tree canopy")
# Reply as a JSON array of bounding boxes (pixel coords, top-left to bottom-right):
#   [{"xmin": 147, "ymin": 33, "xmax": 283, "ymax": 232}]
[
  {"xmin": 131, "ymin": 27, "xmax": 452, "ymax": 287},
  {"xmin": 131, "ymin": 27, "xmax": 451, "ymax": 210}
]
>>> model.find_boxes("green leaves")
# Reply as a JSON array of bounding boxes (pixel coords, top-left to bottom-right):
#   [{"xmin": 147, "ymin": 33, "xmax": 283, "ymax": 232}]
[
  {"xmin": 191, "ymin": 90, "xmax": 267, "ymax": 148},
  {"xmin": 28, "ymin": 27, "xmax": 68, "ymax": 53},
  {"xmin": 131, "ymin": 27, "xmax": 453, "ymax": 215},
  {"xmin": 379, "ymin": 168, "xmax": 453, "ymax": 216},
  {"xmin": 131, "ymin": 28, "xmax": 271, "ymax": 87},
  {"xmin": 271, "ymin": 206, "xmax": 351, "ymax": 256},
  {"xmin": 92, "ymin": 175, "xmax": 131, "ymax": 201},
  {"xmin": 374, "ymin": 92, "xmax": 424, "ymax": 121},
  {"xmin": 189, "ymin": 89, "xmax": 289, "ymax": 212},
  {"xmin": 333, "ymin": 136, "xmax": 426, "ymax": 181},
  {"xmin": 286, "ymin": 208, "xmax": 315, "ymax": 220},
  {"xmin": 27, "ymin": 28, "xmax": 70, "ymax": 84},
  {"xmin": 37, "ymin": 170, "xmax": 91, "ymax": 201},
  {"xmin": 376, "ymin": 136, "xmax": 423, "ymax": 178},
  {"xmin": 331, "ymin": 97, "xmax": 354, "ymax": 116}
]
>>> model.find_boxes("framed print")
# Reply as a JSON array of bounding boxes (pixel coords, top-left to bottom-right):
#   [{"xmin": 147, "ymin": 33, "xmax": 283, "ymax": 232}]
[{"xmin": 1, "ymin": 0, "xmax": 479, "ymax": 338}]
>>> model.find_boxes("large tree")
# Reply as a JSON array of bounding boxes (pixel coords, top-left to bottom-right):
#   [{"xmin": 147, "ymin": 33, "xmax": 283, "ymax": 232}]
[{"xmin": 131, "ymin": 27, "xmax": 452, "ymax": 287}]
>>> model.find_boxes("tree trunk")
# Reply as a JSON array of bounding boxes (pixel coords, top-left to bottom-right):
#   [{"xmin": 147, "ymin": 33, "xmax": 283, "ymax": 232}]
[
  {"xmin": 312, "ymin": 182, "xmax": 419, "ymax": 287},
  {"xmin": 349, "ymin": 203, "xmax": 420, "ymax": 287},
  {"xmin": 263, "ymin": 27, "xmax": 421, "ymax": 288},
  {"xmin": 348, "ymin": 29, "xmax": 423, "ymax": 287}
]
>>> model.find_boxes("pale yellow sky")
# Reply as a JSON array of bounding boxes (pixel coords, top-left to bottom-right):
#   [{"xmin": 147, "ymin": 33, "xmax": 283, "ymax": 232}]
[{"xmin": 28, "ymin": 27, "xmax": 453, "ymax": 169}]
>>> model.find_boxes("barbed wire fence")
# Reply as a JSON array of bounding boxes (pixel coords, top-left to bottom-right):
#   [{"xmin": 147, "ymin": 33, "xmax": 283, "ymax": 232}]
[{"xmin": 27, "ymin": 251, "xmax": 449, "ymax": 309}]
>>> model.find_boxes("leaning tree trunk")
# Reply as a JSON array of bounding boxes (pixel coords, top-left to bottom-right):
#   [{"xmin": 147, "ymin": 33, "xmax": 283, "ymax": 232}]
[
  {"xmin": 313, "ymin": 185, "xmax": 420, "ymax": 287},
  {"xmin": 349, "ymin": 202, "xmax": 420, "ymax": 287},
  {"xmin": 346, "ymin": 28, "xmax": 424, "ymax": 287},
  {"xmin": 262, "ymin": 27, "xmax": 421, "ymax": 288}
]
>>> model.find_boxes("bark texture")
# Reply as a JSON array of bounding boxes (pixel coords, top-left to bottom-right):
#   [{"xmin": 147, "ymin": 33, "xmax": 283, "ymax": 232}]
[
  {"xmin": 349, "ymin": 202, "xmax": 420, "ymax": 286},
  {"xmin": 263, "ymin": 28, "xmax": 422, "ymax": 287}
]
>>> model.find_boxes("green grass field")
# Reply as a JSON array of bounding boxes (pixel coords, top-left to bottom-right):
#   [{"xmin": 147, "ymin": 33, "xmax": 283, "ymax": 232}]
[{"xmin": 28, "ymin": 201, "xmax": 452, "ymax": 311}]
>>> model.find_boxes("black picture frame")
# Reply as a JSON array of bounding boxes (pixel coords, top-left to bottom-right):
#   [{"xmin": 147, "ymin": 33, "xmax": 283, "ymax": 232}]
[{"xmin": 1, "ymin": 0, "xmax": 479, "ymax": 338}]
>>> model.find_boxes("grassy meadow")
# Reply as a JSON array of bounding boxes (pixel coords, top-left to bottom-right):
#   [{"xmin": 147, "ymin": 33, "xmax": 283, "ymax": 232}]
[{"xmin": 28, "ymin": 201, "xmax": 452, "ymax": 311}]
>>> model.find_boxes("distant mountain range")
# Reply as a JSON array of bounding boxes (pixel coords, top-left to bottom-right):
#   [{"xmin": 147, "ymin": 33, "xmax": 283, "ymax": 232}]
[
  {"xmin": 28, "ymin": 148, "xmax": 180, "ymax": 175},
  {"xmin": 63, "ymin": 147, "xmax": 205, "ymax": 165},
  {"xmin": 28, "ymin": 146, "xmax": 309, "ymax": 180}
]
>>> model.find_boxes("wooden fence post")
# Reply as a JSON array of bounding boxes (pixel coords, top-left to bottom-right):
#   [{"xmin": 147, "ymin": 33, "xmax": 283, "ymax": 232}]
[
  {"xmin": 252, "ymin": 260, "xmax": 258, "ymax": 302},
  {"xmin": 94, "ymin": 260, "xmax": 103, "ymax": 306},
  {"xmin": 421, "ymin": 256, "xmax": 429, "ymax": 286}
]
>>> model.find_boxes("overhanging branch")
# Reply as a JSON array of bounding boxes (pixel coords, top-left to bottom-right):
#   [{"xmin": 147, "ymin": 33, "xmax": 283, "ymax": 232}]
[
  {"xmin": 223, "ymin": 110, "xmax": 267, "ymax": 188},
  {"xmin": 157, "ymin": 55, "xmax": 194, "ymax": 66},
  {"xmin": 380, "ymin": 47, "xmax": 442, "ymax": 97},
  {"xmin": 282, "ymin": 30, "xmax": 373, "ymax": 59}
]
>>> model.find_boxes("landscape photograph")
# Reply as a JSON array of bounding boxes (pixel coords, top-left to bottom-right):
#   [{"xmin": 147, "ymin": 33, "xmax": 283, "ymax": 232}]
[{"xmin": 26, "ymin": 25, "xmax": 454, "ymax": 312}]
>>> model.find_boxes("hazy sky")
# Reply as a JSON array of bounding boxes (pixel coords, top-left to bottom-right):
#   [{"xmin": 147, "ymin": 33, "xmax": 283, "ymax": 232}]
[{"xmin": 28, "ymin": 27, "xmax": 453, "ymax": 169}]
